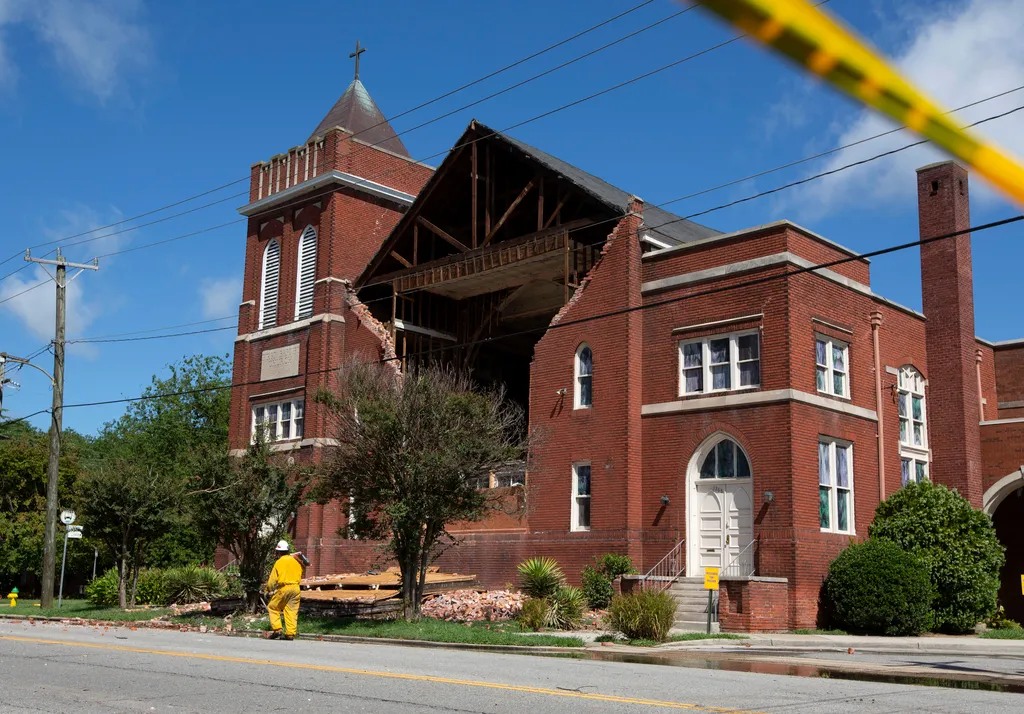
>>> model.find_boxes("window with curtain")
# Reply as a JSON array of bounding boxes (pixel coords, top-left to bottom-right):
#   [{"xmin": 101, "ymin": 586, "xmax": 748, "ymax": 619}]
[
  {"xmin": 251, "ymin": 398, "xmax": 304, "ymax": 443},
  {"xmin": 698, "ymin": 438, "xmax": 751, "ymax": 479},
  {"xmin": 819, "ymin": 438, "xmax": 853, "ymax": 534},
  {"xmin": 259, "ymin": 239, "xmax": 280, "ymax": 330},
  {"xmin": 815, "ymin": 336, "xmax": 849, "ymax": 398},
  {"xmin": 680, "ymin": 331, "xmax": 760, "ymax": 395},
  {"xmin": 575, "ymin": 344, "xmax": 593, "ymax": 409},
  {"xmin": 295, "ymin": 226, "xmax": 317, "ymax": 320},
  {"xmin": 897, "ymin": 366, "xmax": 929, "ymax": 487}
]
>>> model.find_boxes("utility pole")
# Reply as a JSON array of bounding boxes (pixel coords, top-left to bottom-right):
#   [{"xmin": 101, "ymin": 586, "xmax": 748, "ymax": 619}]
[{"xmin": 25, "ymin": 248, "xmax": 98, "ymax": 608}]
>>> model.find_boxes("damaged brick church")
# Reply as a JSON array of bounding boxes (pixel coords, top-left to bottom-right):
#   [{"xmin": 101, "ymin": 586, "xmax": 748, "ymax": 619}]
[{"xmin": 224, "ymin": 73, "xmax": 1024, "ymax": 631}]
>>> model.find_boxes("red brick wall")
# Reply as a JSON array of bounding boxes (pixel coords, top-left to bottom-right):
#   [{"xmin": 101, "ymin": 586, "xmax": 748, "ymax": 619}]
[
  {"xmin": 718, "ymin": 578, "xmax": 789, "ymax": 632},
  {"xmin": 918, "ymin": 161, "xmax": 983, "ymax": 506},
  {"xmin": 978, "ymin": 341, "xmax": 998, "ymax": 422},
  {"xmin": 528, "ymin": 205, "xmax": 645, "ymax": 562},
  {"xmin": 995, "ymin": 344, "xmax": 1024, "ymax": 418},
  {"xmin": 981, "ymin": 421, "xmax": 1024, "ymax": 490}
]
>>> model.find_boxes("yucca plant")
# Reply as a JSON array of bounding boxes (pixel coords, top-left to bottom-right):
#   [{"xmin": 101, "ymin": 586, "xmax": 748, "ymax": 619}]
[
  {"xmin": 605, "ymin": 590, "xmax": 676, "ymax": 642},
  {"xmin": 517, "ymin": 557, "xmax": 564, "ymax": 599},
  {"xmin": 544, "ymin": 585, "xmax": 585, "ymax": 630},
  {"xmin": 165, "ymin": 564, "xmax": 227, "ymax": 604}
]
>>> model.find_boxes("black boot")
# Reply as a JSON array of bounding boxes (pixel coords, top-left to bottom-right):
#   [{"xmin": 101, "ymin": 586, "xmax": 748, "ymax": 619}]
[{"xmin": 267, "ymin": 630, "xmax": 282, "ymax": 640}]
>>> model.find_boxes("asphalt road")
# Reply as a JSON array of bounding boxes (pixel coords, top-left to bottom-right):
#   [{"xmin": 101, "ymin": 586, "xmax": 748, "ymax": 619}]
[{"xmin": 0, "ymin": 621, "xmax": 1021, "ymax": 713}]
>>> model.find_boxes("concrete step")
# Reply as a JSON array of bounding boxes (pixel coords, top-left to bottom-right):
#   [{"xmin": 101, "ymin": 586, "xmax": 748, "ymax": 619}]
[{"xmin": 673, "ymin": 619, "xmax": 720, "ymax": 634}]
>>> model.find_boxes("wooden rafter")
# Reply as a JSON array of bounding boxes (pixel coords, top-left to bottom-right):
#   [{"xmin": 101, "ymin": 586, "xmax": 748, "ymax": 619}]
[
  {"xmin": 471, "ymin": 141, "xmax": 478, "ymax": 249},
  {"xmin": 543, "ymin": 193, "xmax": 570, "ymax": 229},
  {"xmin": 483, "ymin": 176, "xmax": 537, "ymax": 247},
  {"xmin": 418, "ymin": 216, "xmax": 468, "ymax": 253},
  {"xmin": 390, "ymin": 251, "xmax": 412, "ymax": 268}
]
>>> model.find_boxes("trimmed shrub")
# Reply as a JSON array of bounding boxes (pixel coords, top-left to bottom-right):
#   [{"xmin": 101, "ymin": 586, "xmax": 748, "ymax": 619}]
[
  {"xmin": 596, "ymin": 553, "xmax": 636, "ymax": 580},
  {"xmin": 165, "ymin": 564, "xmax": 227, "ymax": 604},
  {"xmin": 870, "ymin": 480, "xmax": 1004, "ymax": 633},
  {"xmin": 545, "ymin": 585, "xmax": 585, "ymax": 630},
  {"xmin": 518, "ymin": 597, "xmax": 549, "ymax": 631},
  {"xmin": 517, "ymin": 557, "xmax": 564, "ymax": 600},
  {"xmin": 581, "ymin": 565, "xmax": 614, "ymax": 610},
  {"xmin": 824, "ymin": 539, "xmax": 934, "ymax": 636},
  {"xmin": 134, "ymin": 568, "xmax": 169, "ymax": 606},
  {"xmin": 605, "ymin": 590, "xmax": 676, "ymax": 642},
  {"xmin": 85, "ymin": 568, "xmax": 119, "ymax": 607}
]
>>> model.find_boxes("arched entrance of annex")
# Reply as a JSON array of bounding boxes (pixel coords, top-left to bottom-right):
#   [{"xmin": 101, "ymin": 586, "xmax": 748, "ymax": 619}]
[
  {"xmin": 985, "ymin": 471, "xmax": 1024, "ymax": 624},
  {"xmin": 686, "ymin": 433, "xmax": 754, "ymax": 576}
]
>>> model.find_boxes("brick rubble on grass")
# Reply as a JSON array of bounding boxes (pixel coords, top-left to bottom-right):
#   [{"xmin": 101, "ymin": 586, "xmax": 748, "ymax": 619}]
[{"xmin": 420, "ymin": 590, "xmax": 523, "ymax": 622}]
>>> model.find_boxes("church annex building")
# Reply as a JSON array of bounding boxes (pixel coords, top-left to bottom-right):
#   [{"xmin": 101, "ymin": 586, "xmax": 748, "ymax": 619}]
[{"xmin": 223, "ymin": 74, "xmax": 1024, "ymax": 631}]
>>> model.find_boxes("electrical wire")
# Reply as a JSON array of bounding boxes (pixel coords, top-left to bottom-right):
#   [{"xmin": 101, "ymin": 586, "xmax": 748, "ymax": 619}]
[
  {"xmin": 51, "ymin": 212, "xmax": 1023, "ymax": 411},
  {"xmin": 0, "ymin": 0, "xmax": 665, "ymax": 272}
]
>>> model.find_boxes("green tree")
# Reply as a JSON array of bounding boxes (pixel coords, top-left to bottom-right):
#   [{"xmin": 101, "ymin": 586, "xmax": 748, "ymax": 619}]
[
  {"xmin": 870, "ymin": 480, "xmax": 1004, "ymax": 633},
  {"xmin": 85, "ymin": 354, "xmax": 231, "ymax": 571},
  {"xmin": 190, "ymin": 439, "xmax": 309, "ymax": 611},
  {"xmin": 75, "ymin": 457, "xmax": 182, "ymax": 608},
  {"xmin": 316, "ymin": 361, "xmax": 529, "ymax": 619}
]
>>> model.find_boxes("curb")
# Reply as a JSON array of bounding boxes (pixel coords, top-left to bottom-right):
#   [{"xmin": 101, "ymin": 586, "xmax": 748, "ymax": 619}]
[
  {"xmin": 702, "ymin": 642, "xmax": 1024, "ymax": 657},
  {"xmin": 221, "ymin": 629, "xmax": 584, "ymax": 654}
]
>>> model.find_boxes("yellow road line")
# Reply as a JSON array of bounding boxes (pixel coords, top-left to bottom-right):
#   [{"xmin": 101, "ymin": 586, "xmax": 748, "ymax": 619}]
[{"xmin": 0, "ymin": 634, "xmax": 764, "ymax": 713}]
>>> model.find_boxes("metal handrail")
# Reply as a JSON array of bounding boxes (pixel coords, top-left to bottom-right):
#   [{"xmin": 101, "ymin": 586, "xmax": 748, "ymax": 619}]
[
  {"xmin": 640, "ymin": 539, "xmax": 685, "ymax": 591},
  {"xmin": 722, "ymin": 539, "xmax": 757, "ymax": 578}
]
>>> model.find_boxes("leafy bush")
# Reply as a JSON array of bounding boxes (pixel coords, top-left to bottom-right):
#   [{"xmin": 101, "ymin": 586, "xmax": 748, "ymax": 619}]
[
  {"xmin": 85, "ymin": 568, "xmax": 168, "ymax": 607},
  {"xmin": 222, "ymin": 565, "xmax": 245, "ymax": 599},
  {"xmin": 517, "ymin": 597, "xmax": 549, "ymax": 631},
  {"xmin": 517, "ymin": 557, "xmax": 564, "ymax": 599},
  {"xmin": 824, "ymin": 539, "xmax": 934, "ymax": 636},
  {"xmin": 985, "ymin": 606, "xmax": 1022, "ymax": 631},
  {"xmin": 545, "ymin": 585, "xmax": 585, "ymax": 630},
  {"xmin": 605, "ymin": 590, "xmax": 676, "ymax": 642},
  {"xmin": 134, "ymin": 568, "xmax": 169, "ymax": 606},
  {"xmin": 596, "ymin": 553, "xmax": 636, "ymax": 580},
  {"xmin": 870, "ymin": 480, "xmax": 1004, "ymax": 633},
  {"xmin": 165, "ymin": 564, "xmax": 227, "ymax": 604},
  {"xmin": 85, "ymin": 568, "xmax": 119, "ymax": 607},
  {"xmin": 581, "ymin": 565, "xmax": 614, "ymax": 609}
]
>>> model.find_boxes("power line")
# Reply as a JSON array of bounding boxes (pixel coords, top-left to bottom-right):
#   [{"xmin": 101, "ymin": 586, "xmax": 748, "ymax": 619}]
[
  {"xmin": 53, "ymin": 212, "xmax": 1023, "ymax": 412},
  {"xmin": 0, "ymin": 0, "xmax": 664, "ymax": 273},
  {"xmin": 68, "ymin": 325, "xmax": 237, "ymax": 345}
]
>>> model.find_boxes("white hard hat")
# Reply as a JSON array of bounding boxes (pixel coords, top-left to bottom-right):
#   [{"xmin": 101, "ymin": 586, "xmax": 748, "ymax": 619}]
[{"xmin": 275, "ymin": 540, "xmax": 289, "ymax": 552}]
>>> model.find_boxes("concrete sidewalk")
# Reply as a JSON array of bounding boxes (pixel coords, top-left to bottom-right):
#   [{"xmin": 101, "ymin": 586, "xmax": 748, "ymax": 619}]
[{"xmin": 674, "ymin": 632, "xmax": 1024, "ymax": 657}]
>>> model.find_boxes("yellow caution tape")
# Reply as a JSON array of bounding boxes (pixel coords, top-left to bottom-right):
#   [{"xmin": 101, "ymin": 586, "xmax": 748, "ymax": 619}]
[{"xmin": 697, "ymin": 0, "xmax": 1024, "ymax": 206}]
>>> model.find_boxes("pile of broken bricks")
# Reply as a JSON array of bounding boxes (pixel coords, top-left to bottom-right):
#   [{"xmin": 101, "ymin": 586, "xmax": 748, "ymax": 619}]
[{"xmin": 420, "ymin": 589, "xmax": 524, "ymax": 622}]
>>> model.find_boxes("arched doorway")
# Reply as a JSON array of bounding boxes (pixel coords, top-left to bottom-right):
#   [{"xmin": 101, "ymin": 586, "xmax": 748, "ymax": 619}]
[
  {"xmin": 687, "ymin": 435, "xmax": 754, "ymax": 575},
  {"xmin": 986, "ymin": 473, "xmax": 1024, "ymax": 624}
]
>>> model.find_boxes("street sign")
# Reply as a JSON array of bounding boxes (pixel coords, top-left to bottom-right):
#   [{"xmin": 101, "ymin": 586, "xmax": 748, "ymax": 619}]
[
  {"xmin": 67, "ymin": 525, "xmax": 82, "ymax": 533},
  {"xmin": 1020, "ymin": 574, "xmax": 1023, "ymax": 595},
  {"xmin": 67, "ymin": 531, "xmax": 83, "ymax": 540},
  {"xmin": 704, "ymin": 567, "xmax": 720, "ymax": 591},
  {"xmin": 60, "ymin": 510, "xmax": 76, "ymax": 525}
]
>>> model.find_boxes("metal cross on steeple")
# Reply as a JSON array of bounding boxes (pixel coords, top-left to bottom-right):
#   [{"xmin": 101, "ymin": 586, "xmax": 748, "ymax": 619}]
[{"xmin": 350, "ymin": 40, "xmax": 366, "ymax": 81}]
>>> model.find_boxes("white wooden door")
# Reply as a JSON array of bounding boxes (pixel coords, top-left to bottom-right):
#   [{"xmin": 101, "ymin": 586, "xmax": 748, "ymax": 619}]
[{"xmin": 695, "ymin": 483, "xmax": 752, "ymax": 573}]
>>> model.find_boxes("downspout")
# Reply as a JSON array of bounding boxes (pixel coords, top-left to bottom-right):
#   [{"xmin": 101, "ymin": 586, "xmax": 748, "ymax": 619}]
[
  {"xmin": 976, "ymin": 349, "xmax": 985, "ymax": 421},
  {"xmin": 870, "ymin": 311, "xmax": 885, "ymax": 502}
]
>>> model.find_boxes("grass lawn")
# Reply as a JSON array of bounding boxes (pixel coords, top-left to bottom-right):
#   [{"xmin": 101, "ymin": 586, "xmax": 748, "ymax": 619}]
[
  {"xmin": 0, "ymin": 599, "xmax": 171, "ymax": 622},
  {"xmin": 238, "ymin": 616, "xmax": 585, "ymax": 647},
  {"xmin": 979, "ymin": 629, "xmax": 1024, "ymax": 639},
  {"xmin": 791, "ymin": 628, "xmax": 848, "ymax": 635}
]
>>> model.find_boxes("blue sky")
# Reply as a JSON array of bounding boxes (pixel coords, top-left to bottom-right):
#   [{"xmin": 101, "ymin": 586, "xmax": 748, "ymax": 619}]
[{"xmin": 1, "ymin": 0, "xmax": 1023, "ymax": 435}]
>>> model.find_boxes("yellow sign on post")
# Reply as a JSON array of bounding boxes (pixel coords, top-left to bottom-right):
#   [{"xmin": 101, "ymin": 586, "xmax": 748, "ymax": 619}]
[
  {"xmin": 1020, "ymin": 574, "xmax": 1023, "ymax": 595},
  {"xmin": 704, "ymin": 567, "xmax": 720, "ymax": 590}
]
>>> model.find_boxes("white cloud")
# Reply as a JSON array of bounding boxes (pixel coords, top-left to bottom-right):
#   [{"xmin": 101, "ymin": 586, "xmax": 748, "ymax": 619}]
[
  {"xmin": 199, "ymin": 277, "xmax": 241, "ymax": 320},
  {"xmin": 0, "ymin": 0, "xmax": 151, "ymax": 101},
  {"xmin": 0, "ymin": 265, "xmax": 100, "ymax": 344},
  {"xmin": 783, "ymin": 0, "xmax": 1024, "ymax": 219}
]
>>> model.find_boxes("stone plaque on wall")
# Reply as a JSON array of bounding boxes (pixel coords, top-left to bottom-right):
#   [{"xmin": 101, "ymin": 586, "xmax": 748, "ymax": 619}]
[{"xmin": 260, "ymin": 343, "xmax": 300, "ymax": 381}]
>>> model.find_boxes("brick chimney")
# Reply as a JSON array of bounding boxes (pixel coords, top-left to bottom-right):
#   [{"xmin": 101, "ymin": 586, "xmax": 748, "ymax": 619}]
[{"xmin": 917, "ymin": 161, "xmax": 982, "ymax": 506}]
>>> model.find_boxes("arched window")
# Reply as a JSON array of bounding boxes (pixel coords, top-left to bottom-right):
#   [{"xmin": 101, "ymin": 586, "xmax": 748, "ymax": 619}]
[
  {"xmin": 699, "ymin": 438, "xmax": 751, "ymax": 479},
  {"xmin": 259, "ymin": 239, "xmax": 281, "ymax": 330},
  {"xmin": 897, "ymin": 365, "xmax": 929, "ymax": 485},
  {"xmin": 575, "ymin": 343, "xmax": 593, "ymax": 409},
  {"xmin": 295, "ymin": 226, "xmax": 317, "ymax": 320}
]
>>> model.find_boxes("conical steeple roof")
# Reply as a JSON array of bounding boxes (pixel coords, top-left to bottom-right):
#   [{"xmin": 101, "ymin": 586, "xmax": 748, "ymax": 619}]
[{"xmin": 307, "ymin": 79, "xmax": 409, "ymax": 157}]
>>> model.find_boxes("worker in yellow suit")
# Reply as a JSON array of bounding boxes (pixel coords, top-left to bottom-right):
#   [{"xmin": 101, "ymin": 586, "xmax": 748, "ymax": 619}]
[{"xmin": 266, "ymin": 540, "xmax": 303, "ymax": 640}]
